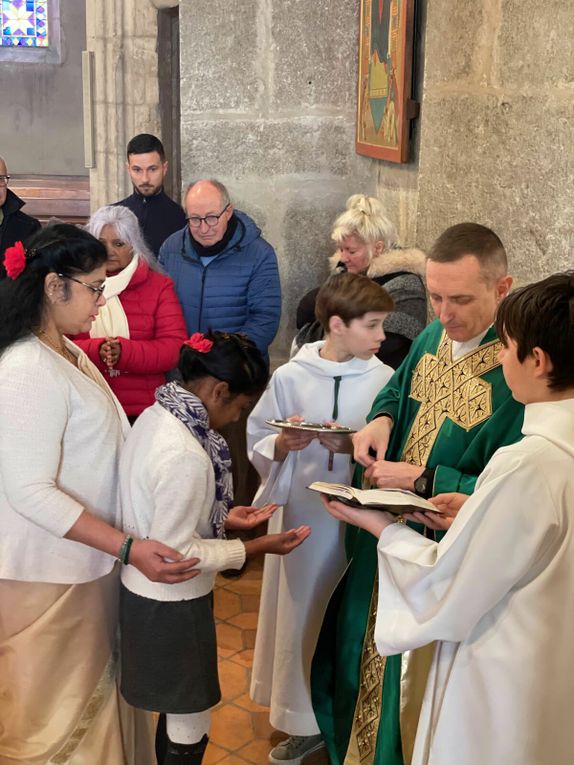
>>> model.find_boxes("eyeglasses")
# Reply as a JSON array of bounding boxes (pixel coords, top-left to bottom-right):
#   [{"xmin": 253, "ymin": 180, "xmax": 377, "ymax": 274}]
[
  {"xmin": 186, "ymin": 204, "xmax": 230, "ymax": 229},
  {"xmin": 0, "ymin": 175, "xmax": 10, "ymax": 187},
  {"xmin": 58, "ymin": 274, "xmax": 106, "ymax": 297}
]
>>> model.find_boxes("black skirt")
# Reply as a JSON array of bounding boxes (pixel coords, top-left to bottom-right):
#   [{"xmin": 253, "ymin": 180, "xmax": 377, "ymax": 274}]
[{"xmin": 119, "ymin": 585, "xmax": 221, "ymax": 714}]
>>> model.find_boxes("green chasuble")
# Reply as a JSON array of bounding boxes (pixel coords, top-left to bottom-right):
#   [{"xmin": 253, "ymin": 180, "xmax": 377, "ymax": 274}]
[{"xmin": 311, "ymin": 320, "xmax": 524, "ymax": 765}]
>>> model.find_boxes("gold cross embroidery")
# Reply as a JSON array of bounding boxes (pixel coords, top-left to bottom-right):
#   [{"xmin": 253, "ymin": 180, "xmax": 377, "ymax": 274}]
[{"xmin": 401, "ymin": 332, "xmax": 503, "ymax": 466}]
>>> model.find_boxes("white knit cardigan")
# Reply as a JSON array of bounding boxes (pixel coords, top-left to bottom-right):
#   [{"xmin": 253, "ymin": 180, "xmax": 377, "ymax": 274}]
[
  {"xmin": 0, "ymin": 336, "xmax": 128, "ymax": 583},
  {"xmin": 120, "ymin": 403, "xmax": 246, "ymax": 602}
]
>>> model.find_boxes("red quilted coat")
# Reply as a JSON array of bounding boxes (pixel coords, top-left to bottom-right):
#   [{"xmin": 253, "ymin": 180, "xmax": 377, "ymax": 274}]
[{"xmin": 72, "ymin": 260, "xmax": 187, "ymax": 417}]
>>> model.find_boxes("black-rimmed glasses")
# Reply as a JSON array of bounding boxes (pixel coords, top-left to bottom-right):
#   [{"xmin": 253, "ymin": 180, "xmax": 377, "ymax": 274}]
[
  {"xmin": 186, "ymin": 203, "xmax": 230, "ymax": 229},
  {"xmin": 0, "ymin": 175, "xmax": 11, "ymax": 187},
  {"xmin": 58, "ymin": 274, "xmax": 106, "ymax": 297}
]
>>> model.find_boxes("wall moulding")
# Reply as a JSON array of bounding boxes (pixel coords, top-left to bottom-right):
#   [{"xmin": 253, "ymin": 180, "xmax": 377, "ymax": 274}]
[{"xmin": 149, "ymin": 0, "xmax": 179, "ymax": 8}]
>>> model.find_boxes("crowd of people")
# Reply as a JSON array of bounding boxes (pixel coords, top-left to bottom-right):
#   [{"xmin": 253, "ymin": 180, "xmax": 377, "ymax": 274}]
[{"xmin": 0, "ymin": 135, "xmax": 573, "ymax": 765}]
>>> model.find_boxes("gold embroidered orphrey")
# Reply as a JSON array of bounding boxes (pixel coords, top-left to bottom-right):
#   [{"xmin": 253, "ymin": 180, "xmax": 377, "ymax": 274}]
[
  {"xmin": 344, "ymin": 573, "xmax": 386, "ymax": 765},
  {"xmin": 402, "ymin": 332, "xmax": 503, "ymax": 467},
  {"xmin": 346, "ymin": 332, "xmax": 503, "ymax": 765}
]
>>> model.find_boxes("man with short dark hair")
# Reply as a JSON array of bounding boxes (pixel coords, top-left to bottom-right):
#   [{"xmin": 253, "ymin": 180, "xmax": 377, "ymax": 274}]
[
  {"xmin": 312, "ymin": 223, "xmax": 525, "ymax": 765},
  {"xmin": 114, "ymin": 134, "xmax": 186, "ymax": 256},
  {"xmin": 0, "ymin": 156, "xmax": 41, "ymax": 272}
]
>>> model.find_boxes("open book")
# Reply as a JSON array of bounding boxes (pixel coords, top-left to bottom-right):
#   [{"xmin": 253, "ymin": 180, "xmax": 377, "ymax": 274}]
[{"xmin": 307, "ymin": 481, "xmax": 441, "ymax": 515}]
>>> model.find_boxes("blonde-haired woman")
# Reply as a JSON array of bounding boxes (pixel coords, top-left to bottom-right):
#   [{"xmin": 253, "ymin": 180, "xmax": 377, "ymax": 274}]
[{"xmin": 296, "ymin": 194, "xmax": 427, "ymax": 368}]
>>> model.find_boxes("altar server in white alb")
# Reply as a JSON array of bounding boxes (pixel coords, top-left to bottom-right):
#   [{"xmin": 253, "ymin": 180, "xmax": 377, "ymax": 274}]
[
  {"xmin": 321, "ymin": 271, "xmax": 574, "ymax": 765},
  {"xmin": 248, "ymin": 272, "xmax": 394, "ymax": 765}
]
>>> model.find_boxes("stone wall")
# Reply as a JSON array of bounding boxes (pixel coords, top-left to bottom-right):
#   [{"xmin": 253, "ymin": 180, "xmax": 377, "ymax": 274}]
[
  {"xmin": 179, "ymin": 0, "xmax": 378, "ymax": 357},
  {"xmin": 86, "ymin": 0, "xmax": 161, "ymax": 209},
  {"xmin": 383, "ymin": 0, "xmax": 574, "ymax": 284},
  {"xmin": 0, "ymin": 0, "xmax": 86, "ymax": 175}
]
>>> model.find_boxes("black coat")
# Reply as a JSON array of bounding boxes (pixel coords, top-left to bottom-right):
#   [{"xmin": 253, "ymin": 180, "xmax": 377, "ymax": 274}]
[
  {"xmin": 0, "ymin": 189, "xmax": 41, "ymax": 270},
  {"xmin": 115, "ymin": 189, "xmax": 187, "ymax": 256}
]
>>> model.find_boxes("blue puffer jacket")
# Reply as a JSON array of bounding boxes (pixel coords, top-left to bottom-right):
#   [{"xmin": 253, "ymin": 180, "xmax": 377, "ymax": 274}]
[{"xmin": 159, "ymin": 210, "xmax": 281, "ymax": 356}]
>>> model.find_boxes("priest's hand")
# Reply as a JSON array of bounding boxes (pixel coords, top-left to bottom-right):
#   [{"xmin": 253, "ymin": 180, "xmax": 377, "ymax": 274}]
[
  {"xmin": 319, "ymin": 494, "xmax": 394, "ymax": 537},
  {"xmin": 352, "ymin": 416, "xmax": 393, "ymax": 466},
  {"xmin": 403, "ymin": 492, "xmax": 468, "ymax": 531},
  {"xmin": 225, "ymin": 503, "xmax": 278, "ymax": 531},
  {"xmin": 364, "ymin": 459, "xmax": 424, "ymax": 490}
]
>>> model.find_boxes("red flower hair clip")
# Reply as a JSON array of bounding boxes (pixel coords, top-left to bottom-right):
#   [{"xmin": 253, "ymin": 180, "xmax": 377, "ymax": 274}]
[
  {"xmin": 185, "ymin": 332, "xmax": 214, "ymax": 353},
  {"xmin": 3, "ymin": 240, "xmax": 27, "ymax": 280}
]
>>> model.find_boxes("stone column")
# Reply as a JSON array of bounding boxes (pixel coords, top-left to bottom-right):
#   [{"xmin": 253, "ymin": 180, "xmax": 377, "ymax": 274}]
[
  {"xmin": 85, "ymin": 0, "xmax": 161, "ymax": 209},
  {"xmin": 179, "ymin": 0, "xmax": 377, "ymax": 357}
]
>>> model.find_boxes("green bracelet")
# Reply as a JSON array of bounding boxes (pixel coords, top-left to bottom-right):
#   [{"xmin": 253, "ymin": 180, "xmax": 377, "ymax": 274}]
[{"xmin": 117, "ymin": 535, "xmax": 134, "ymax": 565}]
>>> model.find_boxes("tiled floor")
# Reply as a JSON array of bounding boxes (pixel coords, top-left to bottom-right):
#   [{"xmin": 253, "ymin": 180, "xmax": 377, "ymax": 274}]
[{"xmin": 208, "ymin": 559, "xmax": 328, "ymax": 765}]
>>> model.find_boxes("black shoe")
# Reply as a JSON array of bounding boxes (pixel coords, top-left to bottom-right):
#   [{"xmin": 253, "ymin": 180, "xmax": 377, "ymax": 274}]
[{"xmin": 163, "ymin": 734, "xmax": 209, "ymax": 764}]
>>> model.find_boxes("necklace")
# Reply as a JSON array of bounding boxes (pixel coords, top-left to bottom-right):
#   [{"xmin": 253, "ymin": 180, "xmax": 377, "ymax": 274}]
[{"xmin": 36, "ymin": 329, "xmax": 77, "ymax": 365}]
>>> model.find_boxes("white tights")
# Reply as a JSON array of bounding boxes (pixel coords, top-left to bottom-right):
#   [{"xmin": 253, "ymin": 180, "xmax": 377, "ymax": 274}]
[{"xmin": 166, "ymin": 710, "xmax": 211, "ymax": 745}]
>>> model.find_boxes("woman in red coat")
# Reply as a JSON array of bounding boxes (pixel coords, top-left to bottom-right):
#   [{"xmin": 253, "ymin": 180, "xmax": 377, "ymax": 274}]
[{"xmin": 73, "ymin": 205, "xmax": 187, "ymax": 422}]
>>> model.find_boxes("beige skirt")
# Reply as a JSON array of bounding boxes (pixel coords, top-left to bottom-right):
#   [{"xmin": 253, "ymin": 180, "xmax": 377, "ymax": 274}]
[{"xmin": 0, "ymin": 567, "xmax": 154, "ymax": 765}]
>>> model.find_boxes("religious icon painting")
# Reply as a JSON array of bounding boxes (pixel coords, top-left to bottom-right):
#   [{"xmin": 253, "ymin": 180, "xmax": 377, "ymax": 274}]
[{"xmin": 356, "ymin": 0, "xmax": 417, "ymax": 163}]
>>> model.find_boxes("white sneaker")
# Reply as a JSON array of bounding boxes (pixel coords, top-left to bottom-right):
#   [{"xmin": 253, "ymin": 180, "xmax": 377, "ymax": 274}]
[{"xmin": 268, "ymin": 734, "xmax": 325, "ymax": 765}]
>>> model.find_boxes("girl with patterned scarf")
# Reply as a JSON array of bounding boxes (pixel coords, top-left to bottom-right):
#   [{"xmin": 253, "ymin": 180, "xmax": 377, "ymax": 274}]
[{"xmin": 119, "ymin": 331, "xmax": 311, "ymax": 765}]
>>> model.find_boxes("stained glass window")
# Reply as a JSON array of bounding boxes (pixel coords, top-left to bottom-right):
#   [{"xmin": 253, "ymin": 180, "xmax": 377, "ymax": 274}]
[{"xmin": 1, "ymin": 0, "xmax": 48, "ymax": 48}]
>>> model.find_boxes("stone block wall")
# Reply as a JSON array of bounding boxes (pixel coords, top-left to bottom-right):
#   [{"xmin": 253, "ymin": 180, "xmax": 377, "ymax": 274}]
[
  {"xmin": 387, "ymin": 0, "xmax": 574, "ymax": 284},
  {"xmin": 179, "ymin": 0, "xmax": 378, "ymax": 357}
]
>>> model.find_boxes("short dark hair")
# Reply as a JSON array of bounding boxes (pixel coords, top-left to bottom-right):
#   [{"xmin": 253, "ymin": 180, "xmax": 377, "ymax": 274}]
[
  {"xmin": 495, "ymin": 271, "xmax": 574, "ymax": 392},
  {"xmin": 178, "ymin": 331, "xmax": 269, "ymax": 397},
  {"xmin": 315, "ymin": 272, "xmax": 394, "ymax": 331},
  {"xmin": 126, "ymin": 133, "xmax": 165, "ymax": 161},
  {"xmin": 0, "ymin": 224, "xmax": 107, "ymax": 354},
  {"xmin": 428, "ymin": 223, "xmax": 507, "ymax": 282}
]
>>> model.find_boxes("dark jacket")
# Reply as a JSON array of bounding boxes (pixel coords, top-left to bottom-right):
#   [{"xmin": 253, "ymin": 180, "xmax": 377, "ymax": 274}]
[
  {"xmin": 159, "ymin": 210, "xmax": 281, "ymax": 357},
  {"xmin": 295, "ymin": 248, "xmax": 427, "ymax": 369},
  {"xmin": 115, "ymin": 188, "xmax": 186, "ymax": 256},
  {"xmin": 0, "ymin": 189, "xmax": 41, "ymax": 270}
]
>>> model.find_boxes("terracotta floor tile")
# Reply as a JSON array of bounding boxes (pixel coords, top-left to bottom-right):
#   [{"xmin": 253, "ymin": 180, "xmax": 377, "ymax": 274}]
[
  {"xmin": 217, "ymin": 756, "xmax": 251, "ymax": 765},
  {"xmin": 219, "ymin": 659, "xmax": 249, "ymax": 701},
  {"xmin": 237, "ymin": 737, "xmax": 272, "ymax": 764},
  {"xmin": 216, "ymin": 622, "xmax": 245, "ymax": 651},
  {"xmin": 227, "ymin": 611, "xmax": 259, "ymax": 630},
  {"xmin": 215, "ymin": 588, "xmax": 242, "ymax": 621},
  {"xmin": 210, "ymin": 705, "xmax": 254, "ymax": 750},
  {"xmin": 234, "ymin": 692, "xmax": 268, "ymax": 713},
  {"xmin": 239, "ymin": 593, "xmax": 261, "ymax": 612},
  {"xmin": 251, "ymin": 711, "xmax": 275, "ymax": 740},
  {"xmin": 243, "ymin": 629, "xmax": 256, "ymax": 649},
  {"xmin": 230, "ymin": 649, "xmax": 254, "ymax": 669},
  {"xmin": 223, "ymin": 579, "xmax": 262, "ymax": 596},
  {"xmin": 306, "ymin": 747, "xmax": 330, "ymax": 765},
  {"xmin": 204, "ymin": 742, "xmax": 229, "ymax": 765},
  {"xmin": 218, "ymin": 646, "xmax": 239, "ymax": 660}
]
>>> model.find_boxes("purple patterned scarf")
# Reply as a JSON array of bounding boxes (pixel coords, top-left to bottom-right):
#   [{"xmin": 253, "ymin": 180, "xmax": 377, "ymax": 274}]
[{"xmin": 155, "ymin": 381, "xmax": 233, "ymax": 538}]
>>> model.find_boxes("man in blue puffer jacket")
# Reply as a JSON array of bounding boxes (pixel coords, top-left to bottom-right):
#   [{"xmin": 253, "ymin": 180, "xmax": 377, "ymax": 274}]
[{"xmin": 159, "ymin": 179, "xmax": 281, "ymax": 360}]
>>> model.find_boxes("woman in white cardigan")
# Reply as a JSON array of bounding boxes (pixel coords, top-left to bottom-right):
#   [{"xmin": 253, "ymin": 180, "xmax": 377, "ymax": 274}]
[{"xmin": 0, "ymin": 225, "xmax": 199, "ymax": 765}]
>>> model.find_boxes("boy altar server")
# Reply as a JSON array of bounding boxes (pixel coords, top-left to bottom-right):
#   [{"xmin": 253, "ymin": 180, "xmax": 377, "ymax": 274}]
[
  {"xmin": 248, "ymin": 272, "xmax": 394, "ymax": 764},
  {"xmin": 321, "ymin": 271, "xmax": 574, "ymax": 765}
]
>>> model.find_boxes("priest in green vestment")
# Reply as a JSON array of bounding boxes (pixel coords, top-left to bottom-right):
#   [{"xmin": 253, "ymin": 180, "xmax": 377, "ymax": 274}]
[{"xmin": 311, "ymin": 223, "xmax": 525, "ymax": 765}]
